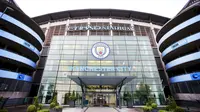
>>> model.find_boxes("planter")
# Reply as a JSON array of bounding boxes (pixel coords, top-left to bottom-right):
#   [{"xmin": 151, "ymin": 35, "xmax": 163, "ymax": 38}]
[
  {"xmin": 151, "ymin": 109, "xmax": 158, "ymax": 112},
  {"xmin": 50, "ymin": 108, "xmax": 62, "ymax": 112},
  {"xmin": 68, "ymin": 100, "xmax": 75, "ymax": 107},
  {"xmin": 127, "ymin": 101, "xmax": 132, "ymax": 108}
]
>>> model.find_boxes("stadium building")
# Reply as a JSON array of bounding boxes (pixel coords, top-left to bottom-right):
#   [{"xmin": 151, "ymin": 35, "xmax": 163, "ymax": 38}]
[
  {"xmin": 32, "ymin": 9, "xmax": 171, "ymax": 107},
  {"xmin": 156, "ymin": 0, "xmax": 200, "ymax": 108},
  {"xmin": 0, "ymin": 0, "xmax": 44, "ymax": 106}
]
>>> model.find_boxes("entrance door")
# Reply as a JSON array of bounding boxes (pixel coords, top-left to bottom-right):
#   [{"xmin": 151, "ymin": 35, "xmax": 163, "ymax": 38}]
[{"xmin": 93, "ymin": 94, "xmax": 106, "ymax": 106}]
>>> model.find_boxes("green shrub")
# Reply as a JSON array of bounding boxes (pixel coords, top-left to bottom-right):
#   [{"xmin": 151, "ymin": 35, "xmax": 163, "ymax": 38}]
[
  {"xmin": 151, "ymin": 103, "xmax": 157, "ymax": 109},
  {"xmin": 142, "ymin": 106, "xmax": 152, "ymax": 112},
  {"xmin": 37, "ymin": 109, "xmax": 49, "ymax": 112},
  {"xmin": 158, "ymin": 110, "xmax": 166, "ymax": 112},
  {"xmin": 174, "ymin": 106, "xmax": 184, "ymax": 112},
  {"xmin": 33, "ymin": 97, "xmax": 39, "ymax": 109},
  {"xmin": 50, "ymin": 102, "xmax": 56, "ymax": 109},
  {"xmin": 0, "ymin": 109, "xmax": 8, "ymax": 112},
  {"xmin": 54, "ymin": 106, "xmax": 62, "ymax": 110},
  {"xmin": 166, "ymin": 96, "xmax": 177, "ymax": 111},
  {"xmin": 38, "ymin": 104, "xmax": 43, "ymax": 110},
  {"xmin": 27, "ymin": 105, "xmax": 37, "ymax": 112}
]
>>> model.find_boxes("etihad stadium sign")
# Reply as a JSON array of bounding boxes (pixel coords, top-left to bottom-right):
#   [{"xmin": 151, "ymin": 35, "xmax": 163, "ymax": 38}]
[{"xmin": 68, "ymin": 25, "xmax": 134, "ymax": 31}]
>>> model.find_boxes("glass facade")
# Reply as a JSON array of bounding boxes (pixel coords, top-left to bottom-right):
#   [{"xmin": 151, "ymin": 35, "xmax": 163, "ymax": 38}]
[{"xmin": 38, "ymin": 35, "xmax": 165, "ymax": 106}]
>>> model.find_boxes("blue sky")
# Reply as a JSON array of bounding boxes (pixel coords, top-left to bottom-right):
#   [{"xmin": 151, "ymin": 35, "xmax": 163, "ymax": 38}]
[{"xmin": 15, "ymin": 0, "xmax": 188, "ymax": 18}]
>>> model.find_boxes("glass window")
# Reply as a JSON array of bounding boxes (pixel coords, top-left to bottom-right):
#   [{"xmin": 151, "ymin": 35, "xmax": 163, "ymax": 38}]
[
  {"xmin": 78, "ymin": 36, "xmax": 88, "ymax": 40},
  {"xmin": 73, "ymin": 60, "xmax": 87, "ymax": 65},
  {"xmin": 60, "ymin": 55, "xmax": 73, "ymax": 60},
  {"xmin": 75, "ymin": 50, "xmax": 87, "ymax": 54},
  {"xmin": 75, "ymin": 45, "xmax": 87, "ymax": 49},
  {"xmin": 101, "ymin": 36, "xmax": 112, "ymax": 40},
  {"xmin": 142, "ymin": 61, "xmax": 156, "ymax": 65},
  {"xmin": 114, "ymin": 61, "xmax": 128, "ymax": 65},
  {"xmin": 113, "ymin": 36, "xmax": 125, "ymax": 40},
  {"xmin": 141, "ymin": 56, "xmax": 154, "ymax": 60},
  {"xmin": 140, "ymin": 50, "xmax": 153, "ymax": 55},
  {"xmin": 41, "ymin": 78, "xmax": 56, "ymax": 83},
  {"xmin": 55, "ymin": 84, "xmax": 70, "ymax": 91},
  {"xmin": 116, "ymin": 72, "xmax": 129, "ymax": 76},
  {"xmin": 50, "ymin": 45, "xmax": 62, "ymax": 49},
  {"xmin": 143, "ymin": 66, "xmax": 158, "ymax": 71},
  {"xmin": 46, "ymin": 60, "xmax": 59, "ymax": 65},
  {"xmin": 128, "ymin": 55, "xmax": 141, "ymax": 60},
  {"xmin": 64, "ymin": 41, "xmax": 75, "ymax": 44},
  {"xmin": 51, "ymin": 41, "xmax": 63, "ymax": 45},
  {"xmin": 65, "ymin": 36, "xmax": 77, "ymax": 40},
  {"xmin": 42, "ymin": 72, "xmax": 57, "ymax": 77},
  {"xmin": 89, "ymin": 36, "xmax": 100, "ymax": 40},
  {"xmin": 114, "ymin": 45, "xmax": 126, "ymax": 50},
  {"xmin": 57, "ymin": 72, "xmax": 72, "ymax": 77},
  {"xmin": 144, "ymin": 72, "xmax": 159, "ymax": 78},
  {"xmin": 44, "ymin": 66, "xmax": 58, "ymax": 71},
  {"xmin": 100, "ymin": 41, "xmax": 113, "ymax": 46},
  {"xmin": 129, "ymin": 61, "xmax": 142, "ymax": 66},
  {"xmin": 138, "ymin": 41, "xmax": 150, "ymax": 46},
  {"xmin": 89, "ymin": 41, "xmax": 100, "ymax": 45},
  {"xmin": 114, "ymin": 41, "xmax": 125, "ymax": 45},
  {"xmin": 56, "ymin": 77, "xmax": 71, "ymax": 84},
  {"xmin": 72, "ymin": 72, "xmax": 87, "ymax": 76},
  {"xmin": 115, "ymin": 56, "xmax": 128, "ymax": 60},
  {"xmin": 59, "ymin": 66, "xmax": 72, "ymax": 71},
  {"xmin": 76, "ymin": 41, "xmax": 88, "ymax": 45},
  {"xmin": 60, "ymin": 60, "xmax": 74, "ymax": 65},
  {"xmin": 48, "ymin": 50, "xmax": 61, "ymax": 54},
  {"xmin": 101, "ymin": 61, "xmax": 114, "ymax": 65},
  {"xmin": 63, "ymin": 45, "xmax": 75, "ymax": 49},
  {"xmin": 133, "ymin": 66, "xmax": 143, "ymax": 71},
  {"xmin": 114, "ymin": 50, "xmax": 127, "ymax": 55},
  {"xmin": 125, "ymin": 36, "xmax": 136, "ymax": 40},
  {"xmin": 88, "ymin": 61, "xmax": 100, "ymax": 65},
  {"xmin": 137, "ymin": 36, "xmax": 149, "ymax": 41},
  {"xmin": 126, "ymin": 46, "xmax": 139, "ymax": 50},
  {"xmin": 62, "ymin": 50, "xmax": 74, "ymax": 54},
  {"xmin": 145, "ymin": 79, "xmax": 161, "ymax": 84},
  {"xmin": 126, "ymin": 41, "xmax": 137, "ymax": 45},
  {"xmin": 74, "ymin": 55, "xmax": 87, "ymax": 60}
]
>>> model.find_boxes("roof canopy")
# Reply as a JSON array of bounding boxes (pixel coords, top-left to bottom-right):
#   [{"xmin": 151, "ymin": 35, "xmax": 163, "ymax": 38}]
[
  {"xmin": 32, "ymin": 9, "xmax": 169, "ymax": 25},
  {"xmin": 68, "ymin": 76, "xmax": 135, "ymax": 86}
]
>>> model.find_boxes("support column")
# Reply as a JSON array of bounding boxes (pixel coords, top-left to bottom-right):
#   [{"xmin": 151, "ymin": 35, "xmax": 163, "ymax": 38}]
[
  {"xmin": 78, "ymin": 77, "xmax": 86, "ymax": 109},
  {"xmin": 116, "ymin": 77, "xmax": 127, "ymax": 109}
]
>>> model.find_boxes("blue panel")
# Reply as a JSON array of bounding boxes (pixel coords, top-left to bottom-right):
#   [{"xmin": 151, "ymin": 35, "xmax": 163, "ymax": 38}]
[
  {"xmin": 0, "ymin": 49, "xmax": 36, "ymax": 68},
  {"xmin": 170, "ymin": 72, "xmax": 200, "ymax": 83},
  {"xmin": 166, "ymin": 51, "xmax": 200, "ymax": 70},
  {"xmin": 158, "ymin": 14, "xmax": 200, "ymax": 46},
  {"xmin": 0, "ymin": 12, "xmax": 43, "ymax": 45},
  {"xmin": 162, "ymin": 32, "xmax": 200, "ymax": 57},
  {"xmin": 0, "ymin": 69, "xmax": 32, "ymax": 82},
  {"xmin": 0, "ymin": 29, "xmax": 40, "ymax": 56}
]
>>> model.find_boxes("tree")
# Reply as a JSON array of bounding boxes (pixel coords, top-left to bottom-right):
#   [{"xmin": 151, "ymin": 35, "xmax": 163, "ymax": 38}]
[
  {"xmin": 134, "ymin": 83, "xmax": 151, "ymax": 104},
  {"xmin": 123, "ymin": 91, "xmax": 132, "ymax": 107}
]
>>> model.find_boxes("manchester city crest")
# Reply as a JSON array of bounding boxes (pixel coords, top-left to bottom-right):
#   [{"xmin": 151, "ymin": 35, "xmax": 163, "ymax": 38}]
[{"xmin": 92, "ymin": 42, "xmax": 110, "ymax": 59}]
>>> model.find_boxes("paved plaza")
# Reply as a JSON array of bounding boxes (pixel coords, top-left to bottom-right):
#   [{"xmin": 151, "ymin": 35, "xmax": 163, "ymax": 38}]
[{"xmin": 62, "ymin": 107, "xmax": 141, "ymax": 112}]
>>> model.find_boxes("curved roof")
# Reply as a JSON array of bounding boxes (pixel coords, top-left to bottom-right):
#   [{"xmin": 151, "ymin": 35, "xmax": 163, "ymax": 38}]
[
  {"xmin": 32, "ymin": 9, "xmax": 170, "ymax": 25},
  {"xmin": 0, "ymin": 0, "xmax": 45, "ymax": 41},
  {"xmin": 156, "ymin": 2, "xmax": 200, "ymax": 42}
]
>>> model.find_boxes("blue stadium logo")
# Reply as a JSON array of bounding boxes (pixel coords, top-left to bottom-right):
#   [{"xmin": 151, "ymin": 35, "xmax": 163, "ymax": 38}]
[{"xmin": 192, "ymin": 73, "xmax": 200, "ymax": 79}]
